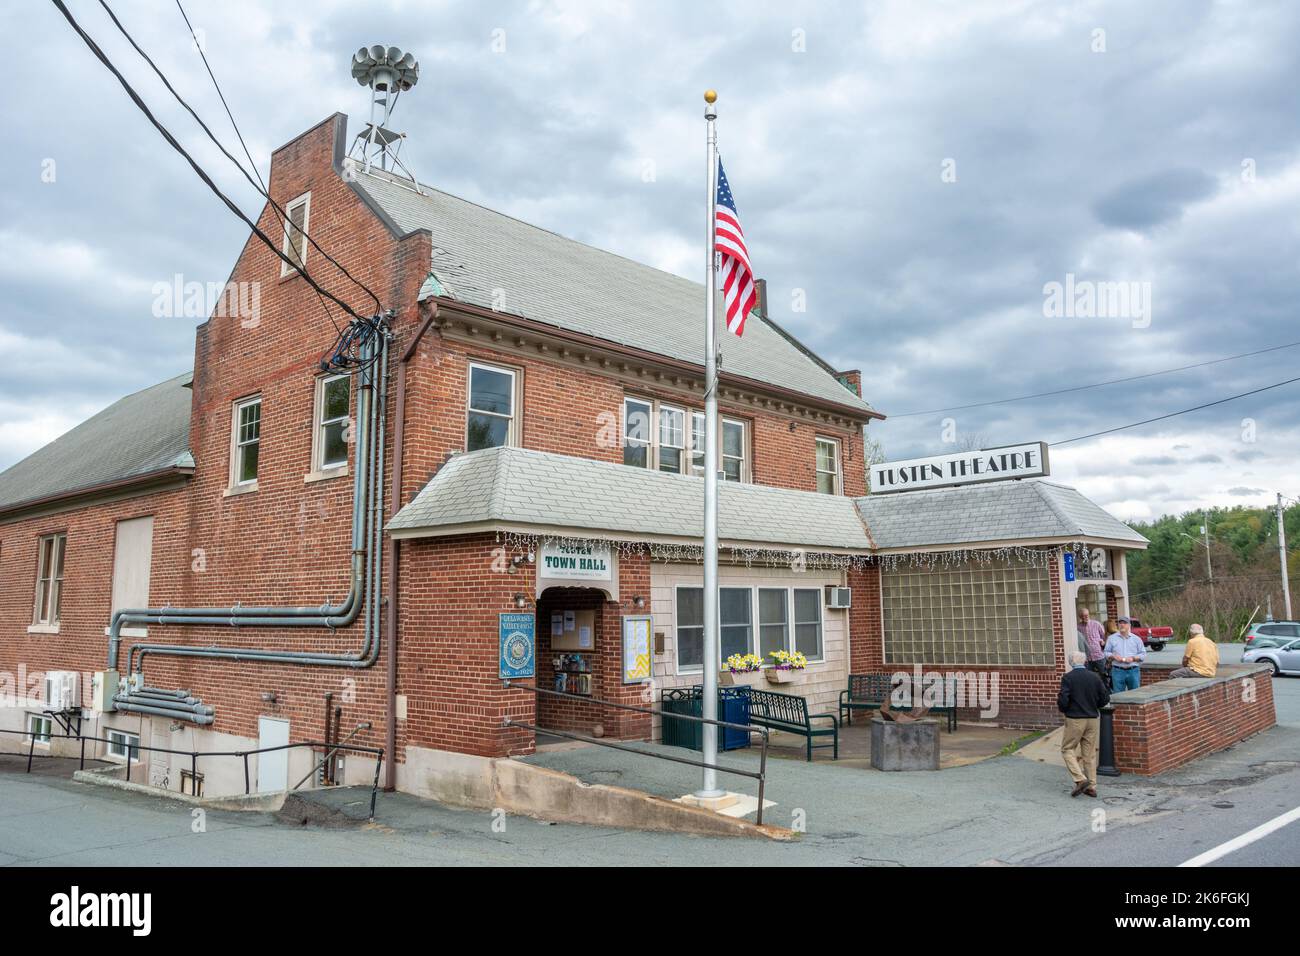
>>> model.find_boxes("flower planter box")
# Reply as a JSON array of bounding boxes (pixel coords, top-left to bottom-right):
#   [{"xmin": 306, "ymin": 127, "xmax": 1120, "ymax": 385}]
[
  {"xmin": 720, "ymin": 670, "xmax": 763, "ymax": 688},
  {"xmin": 765, "ymin": 668, "xmax": 805, "ymax": 686}
]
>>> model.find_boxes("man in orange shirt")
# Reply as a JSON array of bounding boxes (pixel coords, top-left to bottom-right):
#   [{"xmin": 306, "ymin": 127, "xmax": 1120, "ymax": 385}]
[{"xmin": 1170, "ymin": 623, "xmax": 1218, "ymax": 678}]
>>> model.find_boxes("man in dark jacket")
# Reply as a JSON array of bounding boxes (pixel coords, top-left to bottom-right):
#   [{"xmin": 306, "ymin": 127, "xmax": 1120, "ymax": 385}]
[{"xmin": 1058, "ymin": 650, "xmax": 1111, "ymax": 797}]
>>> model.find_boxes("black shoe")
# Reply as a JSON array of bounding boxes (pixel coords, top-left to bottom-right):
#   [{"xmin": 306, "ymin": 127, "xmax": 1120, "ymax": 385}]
[
  {"xmin": 1071, "ymin": 780, "xmax": 1088, "ymax": 797},
  {"xmin": 1085, "ymin": 786, "xmax": 1097, "ymax": 798}
]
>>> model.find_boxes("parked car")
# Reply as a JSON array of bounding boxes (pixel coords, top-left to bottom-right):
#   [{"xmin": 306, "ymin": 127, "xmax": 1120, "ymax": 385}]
[
  {"xmin": 1242, "ymin": 638, "xmax": 1300, "ymax": 676},
  {"xmin": 1243, "ymin": 621, "xmax": 1300, "ymax": 649},
  {"xmin": 1128, "ymin": 617, "xmax": 1173, "ymax": 651}
]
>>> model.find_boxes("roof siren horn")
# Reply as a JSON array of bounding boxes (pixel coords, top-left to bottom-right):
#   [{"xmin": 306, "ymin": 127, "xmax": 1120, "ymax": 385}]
[{"xmin": 348, "ymin": 45, "xmax": 422, "ymax": 189}]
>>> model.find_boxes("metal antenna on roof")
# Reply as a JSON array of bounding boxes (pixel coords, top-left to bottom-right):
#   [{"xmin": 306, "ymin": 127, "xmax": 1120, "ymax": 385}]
[{"xmin": 348, "ymin": 45, "xmax": 422, "ymax": 190}]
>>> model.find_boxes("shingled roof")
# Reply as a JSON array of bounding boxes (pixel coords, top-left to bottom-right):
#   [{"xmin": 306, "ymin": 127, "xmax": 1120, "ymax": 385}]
[
  {"xmin": 0, "ymin": 372, "xmax": 194, "ymax": 516},
  {"xmin": 855, "ymin": 480, "xmax": 1147, "ymax": 551},
  {"xmin": 352, "ymin": 167, "xmax": 876, "ymax": 417},
  {"xmin": 387, "ymin": 445, "xmax": 873, "ymax": 552}
]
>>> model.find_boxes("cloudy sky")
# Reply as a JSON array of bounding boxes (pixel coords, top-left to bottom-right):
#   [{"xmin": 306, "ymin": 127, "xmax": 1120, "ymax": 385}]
[{"xmin": 2, "ymin": 0, "xmax": 1298, "ymax": 522}]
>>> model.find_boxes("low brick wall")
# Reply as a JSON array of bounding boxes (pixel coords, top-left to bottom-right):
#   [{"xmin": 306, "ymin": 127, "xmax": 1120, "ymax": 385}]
[{"xmin": 1110, "ymin": 663, "xmax": 1276, "ymax": 775}]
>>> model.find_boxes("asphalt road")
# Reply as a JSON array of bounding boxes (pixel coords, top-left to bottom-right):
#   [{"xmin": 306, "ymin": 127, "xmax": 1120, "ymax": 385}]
[{"xmin": 0, "ymin": 643, "xmax": 1294, "ymax": 866}]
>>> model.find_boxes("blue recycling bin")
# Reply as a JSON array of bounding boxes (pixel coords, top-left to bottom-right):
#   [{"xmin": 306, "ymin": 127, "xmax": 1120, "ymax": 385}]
[{"xmin": 660, "ymin": 685, "xmax": 751, "ymax": 751}]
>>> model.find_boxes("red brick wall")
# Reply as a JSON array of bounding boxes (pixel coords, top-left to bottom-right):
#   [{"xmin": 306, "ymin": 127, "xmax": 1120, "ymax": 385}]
[
  {"xmin": 1112, "ymin": 664, "xmax": 1276, "ymax": 775},
  {"xmin": 395, "ymin": 533, "xmax": 536, "ymax": 758},
  {"xmin": 0, "ymin": 487, "xmax": 190, "ymax": 701},
  {"xmin": 398, "ymin": 330, "xmax": 867, "ymax": 501}
]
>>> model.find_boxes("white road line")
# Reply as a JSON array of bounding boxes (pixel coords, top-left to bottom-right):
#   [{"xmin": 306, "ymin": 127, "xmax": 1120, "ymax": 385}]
[{"xmin": 1179, "ymin": 805, "xmax": 1300, "ymax": 867}]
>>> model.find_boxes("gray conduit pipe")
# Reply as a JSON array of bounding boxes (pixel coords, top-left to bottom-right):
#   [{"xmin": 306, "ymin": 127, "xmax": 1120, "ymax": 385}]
[
  {"xmin": 127, "ymin": 334, "xmax": 389, "ymax": 679},
  {"xmin": 113, "ymin": 700, "xmax": 215, "ymax": 725},
  {"xmin": 106, "ymin": 326, "xmax": 383, "ymax": 671},
  {"xmin": 109, "ymin": 324, "xmax": 391, "ymax": 709}
]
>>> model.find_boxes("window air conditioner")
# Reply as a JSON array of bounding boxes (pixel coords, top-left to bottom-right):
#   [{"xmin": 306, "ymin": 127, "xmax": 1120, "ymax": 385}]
[{"xmin": 824, "ymin": 586, "xmax": 852, "ymax": 609}]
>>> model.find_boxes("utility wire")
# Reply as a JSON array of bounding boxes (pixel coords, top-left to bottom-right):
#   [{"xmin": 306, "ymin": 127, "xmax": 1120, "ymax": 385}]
[
  {"xmin": 1050, "ymin": 375, "xmax": 1300, "ymax": 447},
  {"xmin": 51, "ymin": 0, "xmax": 369, "ymax": 323},
  {"xmin": 94, "ymin": 0, "xmax": 380, "ymax": 317},
  {"xmin": 892, "ymin": 339, "xmax": 1300, "ymax": 418},
  {"xmin": 171, "ymin": 0, "xmax": 340, "ymax": 333}
]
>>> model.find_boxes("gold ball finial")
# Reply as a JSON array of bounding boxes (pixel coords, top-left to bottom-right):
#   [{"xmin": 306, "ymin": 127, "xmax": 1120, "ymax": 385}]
[{"xmin": 704, "ymin": 89, "xmax": 717, "ymax": 104}]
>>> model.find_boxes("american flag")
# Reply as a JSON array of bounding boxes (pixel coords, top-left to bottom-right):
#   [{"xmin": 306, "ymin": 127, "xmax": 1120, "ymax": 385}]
[{"xmin": 714, "ymin": 158, "xmax": 757, "ymax": 336}]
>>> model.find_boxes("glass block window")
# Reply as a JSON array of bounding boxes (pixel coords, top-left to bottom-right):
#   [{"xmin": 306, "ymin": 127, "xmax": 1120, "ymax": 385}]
[{"xmin": 881, "ymin": 558, "xmax": 1054, "ymax": 666}]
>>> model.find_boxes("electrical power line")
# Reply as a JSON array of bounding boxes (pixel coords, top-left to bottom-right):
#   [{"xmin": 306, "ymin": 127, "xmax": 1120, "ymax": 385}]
[
  {"xmin": 1050, "ymin": 375, "xmax": 1300, "ymax": 446},
  {"xmin": 94, "ymin": 0, "xmax": 380, "ymax": 318},
  {"xmin": 170, "ymin": 0, "xmax": 340, "ymax": 334},
  {"xmin": 891, "ymin": 339, "xmax": 1300, "ymax": 418},
  {"xmin": 51, "ymin": 0, "xmax": 371, "ymax": 325}
]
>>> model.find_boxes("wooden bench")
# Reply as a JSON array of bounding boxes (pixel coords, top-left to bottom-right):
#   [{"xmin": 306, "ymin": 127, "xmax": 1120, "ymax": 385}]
[
  {"xmin": 745, "ymin": 688, "xmax": 839, "ymax": 761},
  {"xmin": 840, "ymin": 673, "xmax": 958, "ymax": 732}
]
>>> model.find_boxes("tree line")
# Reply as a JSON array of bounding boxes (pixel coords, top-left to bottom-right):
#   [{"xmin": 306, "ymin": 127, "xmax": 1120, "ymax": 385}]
[{"xmin": 1126, "ymin": 501, "xmax": 1299, "ymax": 641}]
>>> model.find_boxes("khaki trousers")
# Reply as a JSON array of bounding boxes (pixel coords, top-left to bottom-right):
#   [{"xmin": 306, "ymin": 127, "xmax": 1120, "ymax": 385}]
[{"xmin": 1061, "ymin": 716, "xmax": 1100, "ymax": 786}]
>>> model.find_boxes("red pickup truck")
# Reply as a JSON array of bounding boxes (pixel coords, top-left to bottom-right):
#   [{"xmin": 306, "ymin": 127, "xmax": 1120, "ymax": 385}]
[{"xmin": 1128, "ymin": 617, "xmax": 1173, "ymax": 651}]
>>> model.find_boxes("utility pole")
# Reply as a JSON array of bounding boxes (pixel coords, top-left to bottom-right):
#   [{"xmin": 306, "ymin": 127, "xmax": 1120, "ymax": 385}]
[
  {"xmin": 1279, "ymin": 493, "xmax": 1294, "ymax": 620},
  {"xmin": 1203, "ymin": 512, "xmax": 1220, "ymax": 640}
]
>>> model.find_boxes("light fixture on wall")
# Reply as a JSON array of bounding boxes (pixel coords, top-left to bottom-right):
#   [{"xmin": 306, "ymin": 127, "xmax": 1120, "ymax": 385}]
[
  {"xmin": 260, "ymin": 691, "xmax": 277, "ymax": 704},
  {"xmin": 631, "ymin": 595, "xmax": 645, "ymax": 609},
  {"xmin": 513, "ymin": 593, "xmax": 528, "ymax": 609}
]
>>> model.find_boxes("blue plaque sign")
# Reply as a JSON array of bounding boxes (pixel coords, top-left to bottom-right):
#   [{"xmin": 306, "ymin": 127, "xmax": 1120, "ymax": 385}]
[
  {"xmin": 499, "ymin": 612, "xmax": 535, "ymax": 679},
  {"xmin": 1063, "ymin": 553, "xmax": 1076, "ymax": 582}
]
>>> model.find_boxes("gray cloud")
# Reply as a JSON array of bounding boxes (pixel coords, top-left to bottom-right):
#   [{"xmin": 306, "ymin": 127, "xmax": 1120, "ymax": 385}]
[
  {"xmin": 2, "ymin": 0, "xmax": 1298, "ymax": 520},
  {"xmin": 1092, "ymin": 168, "xmax": 1218, "ymax": 231}
]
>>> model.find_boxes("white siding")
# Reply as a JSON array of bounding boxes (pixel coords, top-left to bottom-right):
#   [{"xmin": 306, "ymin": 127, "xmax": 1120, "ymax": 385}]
[{"xmin": 649, "ymin": 562, "xmax": 850, "ymax": 736}]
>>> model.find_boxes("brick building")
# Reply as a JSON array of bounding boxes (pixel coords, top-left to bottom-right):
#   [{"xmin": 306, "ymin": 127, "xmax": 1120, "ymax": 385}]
[{"xmin": 0, "ymin": 112, "xmax": 1146, "ymax": 800}]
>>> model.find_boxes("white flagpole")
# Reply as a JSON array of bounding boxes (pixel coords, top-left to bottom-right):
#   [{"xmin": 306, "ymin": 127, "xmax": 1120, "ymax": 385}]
[{"xmin": 698, "ymin": 89, "xmax": 723, "ymax": 798}]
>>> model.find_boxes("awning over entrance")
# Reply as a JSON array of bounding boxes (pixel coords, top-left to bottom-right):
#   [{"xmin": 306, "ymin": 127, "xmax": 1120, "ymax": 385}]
[
  {"xmin": 385, "ymin": 445, "xmax": 873, "ymax": 553},
  {"xmin": 385, "ymin": 445, "xmax": 1148, "ymax": 559}
]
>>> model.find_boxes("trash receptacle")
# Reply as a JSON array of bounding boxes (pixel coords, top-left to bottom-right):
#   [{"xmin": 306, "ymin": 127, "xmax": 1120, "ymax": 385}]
[{"xmin": 660, "ymin": 686, "xmax": 751, "ymax": 751}]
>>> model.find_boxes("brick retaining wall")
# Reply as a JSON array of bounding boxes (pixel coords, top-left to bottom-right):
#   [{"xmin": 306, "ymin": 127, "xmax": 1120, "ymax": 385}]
[{"xmin": 1110, "ymin": 663, "xmax": 1276, "ymax": 775}]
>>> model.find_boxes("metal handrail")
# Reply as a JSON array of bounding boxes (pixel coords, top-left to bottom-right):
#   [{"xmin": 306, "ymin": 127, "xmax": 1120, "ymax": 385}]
[
  {"xmin": 0, "ymin": 727, "xmax": 385, "ymax": 819},
  {"xmin": 502, "ymin": 680, "xmax": 770, "ymax": 825}
]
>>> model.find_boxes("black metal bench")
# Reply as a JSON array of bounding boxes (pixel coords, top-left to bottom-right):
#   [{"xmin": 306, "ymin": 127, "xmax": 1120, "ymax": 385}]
[
  {"xmin": 839, "ymin": 673, "xmax": 958, "ymax": 732},
  {"xmin": 745, "ymin": 688, "xmax": 838, "ymax": 761}
]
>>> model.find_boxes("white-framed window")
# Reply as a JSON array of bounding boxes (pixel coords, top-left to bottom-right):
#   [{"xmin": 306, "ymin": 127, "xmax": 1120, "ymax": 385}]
[
  {"xmin": 32, "ymin": 533, "xmax": 66, "ymax": 627},
  {"xmin": 816, "ymin": 436, "xmax": 841, "ymax": 495},
  {"xmin": 624, "ymin": 397, "xmax": 748, "ymax": 481},
  {"xmin": 658, "ymin": 405, "xmax": 687, "ymax": 474},
  {"xmin": 758, "ymin": 587, "xmax": 789, "ymax": 659},
  {"xmin": 675, "ymin": 585, "xmax": 824, "ymax": 673},
  {"xmin": 674, "ymin": 586, "xmax": 704, "ymax": 670},
  {"xmin": 793, "ymin": 588, "xmax": 824, "ymax": 660},
  {"xmin": 280, "ymin": 192, "xmax": 310, "ymax": 276},
  {"xmin": 28, "ymin": 714, "xmax": 52, "ymax": 746},
  {"xmin": 313, "ymin": 373, "xmax": 351, "ymax": 472},
  {"xmin": 467, "ymin": 362, "xmax": 518, "ymax": 451},
  {"xmin": 690, "ymin": 412, "xmax": 706, "ymax": 476},
  {"xmin": 623, "ymin": 397, "xmax": 653, "ymax": 468},
  {"xmin": 721, "ymin": 418, "xmax": 747, "ymax": 482},
  {"xmin": 107, "ymin": 729, "xmax": 141, "ymax": 763},
  {"xmin": 230, "ymin": 396, "xmax": 262, "ymax": 487}
]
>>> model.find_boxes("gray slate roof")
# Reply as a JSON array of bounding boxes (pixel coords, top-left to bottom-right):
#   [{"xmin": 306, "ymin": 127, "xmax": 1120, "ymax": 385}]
[
  {"xmin": 855, "ymin": 480, "xmax": 1147, "ymax": 551},
  {"xmin": 387, "ymin": 445, "xmax": 873, "ymax": 551},
  {"xmin": 353, "ymin": 168, "xmax": 875, "ymax": 416},
  {"xmin": 0, "ymin": 372, "xmax": 193, "ymax": 514}
]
